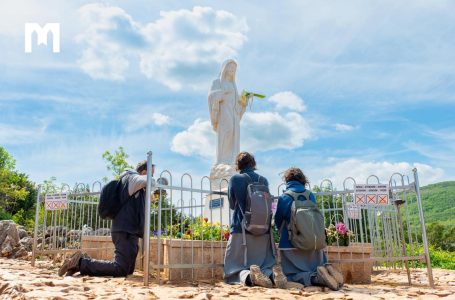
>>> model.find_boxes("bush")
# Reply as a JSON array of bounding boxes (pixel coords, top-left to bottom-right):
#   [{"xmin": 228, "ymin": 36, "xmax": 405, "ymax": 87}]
[
  {"xmin": 429, "ymin": 247, "xmax": 455, "ymax": 270},
  {"xmin": 0, "ymin": 209, "xmax": 12, "ymax": 220}
]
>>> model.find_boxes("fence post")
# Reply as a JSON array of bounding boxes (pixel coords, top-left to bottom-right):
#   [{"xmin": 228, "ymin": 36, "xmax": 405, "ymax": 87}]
[
  {"xmin": 413, "ymin": 168, "xmax": 434, "ymax": 288},
  {"xmin": 143, "ymin": 151, "xmax": 154, "ymax": 286},
  {"xmin": 31, "ymin": 185, "xmax": 41, "ymax": 267}
]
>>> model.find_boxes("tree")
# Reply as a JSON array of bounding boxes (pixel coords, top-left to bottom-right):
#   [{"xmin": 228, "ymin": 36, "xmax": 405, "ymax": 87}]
[
  {"xmin": 0, "ymin": 147, "xmax": 36, "ymax": 229},
  {"xmin": 102, "ymin": 147, "xmax": 133, "ymax": 180}
]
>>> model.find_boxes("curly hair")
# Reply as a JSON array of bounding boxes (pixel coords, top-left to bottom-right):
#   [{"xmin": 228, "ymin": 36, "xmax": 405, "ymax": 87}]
[
  {"xmin": 136, "ymin": 160, "xmax": 148, "ymax": 173},
  {"xmin": 235, "ymin": 152, "xmax": 256, "ymax": 171},
  {"xmin": 283, "ymin": 167, "xmax": 308, "ymax": 186}
]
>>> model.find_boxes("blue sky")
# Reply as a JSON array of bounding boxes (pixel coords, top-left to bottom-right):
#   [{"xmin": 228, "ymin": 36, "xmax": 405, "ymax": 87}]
[{"xmin": 0, "ymin": 0, "xmax": 454, "ymax": 191}]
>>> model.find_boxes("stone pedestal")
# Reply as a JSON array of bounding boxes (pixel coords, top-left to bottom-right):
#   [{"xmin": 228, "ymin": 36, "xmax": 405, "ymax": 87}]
[
  {"xmin": 203, "ymin": 163, "xmax": 234, "ymax": 225},
  {"xmin": 326, "ymin": 243, "xmax": 374, "ymax": 284}
]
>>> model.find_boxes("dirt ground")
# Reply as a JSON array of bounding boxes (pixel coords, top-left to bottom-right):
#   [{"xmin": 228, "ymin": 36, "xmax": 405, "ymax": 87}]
[{"xmin": 0, "ymin": 257, "xmax": 454, "ymax": 300}]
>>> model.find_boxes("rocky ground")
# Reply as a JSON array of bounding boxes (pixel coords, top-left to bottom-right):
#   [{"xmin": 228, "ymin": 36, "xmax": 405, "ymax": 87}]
[{"xmin": 0, "ymin": 257, "xmax": 454, "ymax": 300}]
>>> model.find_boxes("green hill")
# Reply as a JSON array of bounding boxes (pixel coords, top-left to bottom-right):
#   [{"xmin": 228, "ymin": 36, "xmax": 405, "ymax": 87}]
[{"xmin": 419, "ymin": 181, "xmax": 455, "ymax": 226}]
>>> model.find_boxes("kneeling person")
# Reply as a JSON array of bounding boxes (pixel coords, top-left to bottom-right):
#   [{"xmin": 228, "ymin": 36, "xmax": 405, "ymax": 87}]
[
  {"xmin": 59, "ymin": 160, "xmax": 153, "ymax": 277},
  {"xmin": 274, "ymin": 167, "xmax": 344, "ymax": 290},
  {"xmin": 223, "ymin": 152, "xmax": 286, "ymax": 288}
]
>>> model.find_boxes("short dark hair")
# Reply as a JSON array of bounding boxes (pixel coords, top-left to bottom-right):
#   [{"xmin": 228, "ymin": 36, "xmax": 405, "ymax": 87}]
[
  {"xmin": 235, "ymin": 152, "xmax": 256, "ymax": 171},
  {"xmin": 283, "ymin": 167, "xmax": 308, "ymax": 186},
  {"xmin": 136, "ymin": 160, "xmax": 147, "ymax": 173}
]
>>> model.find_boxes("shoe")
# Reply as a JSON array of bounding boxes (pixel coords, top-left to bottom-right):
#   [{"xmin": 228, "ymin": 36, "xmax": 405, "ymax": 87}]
[
  {"xmin": 316, "ymin": 266, "xmax": 339, "ymax": 290},
  {"xmin": 250, "ymin": 265, "xmax": 273, "ymax": 288},
  {"xmin": 272, "ymin": 264, "xmax": 287, "ymax": 289},
  {"xmin": 58, "ymin": 251, "xmax": 84, "ymax": 277},
  {"xmin": 325, "ymin": 263, "xmax": 344, "ymax": 288},
  {"xmin": 65, "ymin": 252, "xmax": 90, "ymax": 276}
]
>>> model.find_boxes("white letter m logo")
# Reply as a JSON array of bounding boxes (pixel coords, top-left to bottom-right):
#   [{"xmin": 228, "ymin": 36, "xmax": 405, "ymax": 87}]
[{"xmin": 24, "ymin": 23, "xmax": 60, "ymax": 53}]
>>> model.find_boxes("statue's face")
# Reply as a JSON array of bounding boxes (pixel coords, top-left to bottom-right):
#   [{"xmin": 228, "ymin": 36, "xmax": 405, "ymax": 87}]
[{"xmin": 225, "ymin": 63, "xmax": 236, "ymax": 80}]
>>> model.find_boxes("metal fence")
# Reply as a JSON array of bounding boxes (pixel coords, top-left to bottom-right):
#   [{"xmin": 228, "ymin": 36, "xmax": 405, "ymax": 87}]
[{"xmin": 31, "ymin": 152, "xmax": 434, "ymax": 288}]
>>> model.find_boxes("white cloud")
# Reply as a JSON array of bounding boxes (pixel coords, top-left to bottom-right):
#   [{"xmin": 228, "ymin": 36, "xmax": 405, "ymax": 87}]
[
  {"xmin": 335, "ymin": 123, "xmax": 355, "ymax": 132},
  {"xmin": 242, "ymin": 112, "xmax": 311, "ymax": 152},
  {"xmin": 76, "ymin": 5, "xmax": 248, "ymax": 89},
  {"xmin": 170, "ymin": 119, "xmax": 215, "ymax": 158},
  {"xmin": 268, "ymin": 91, "xmax": 306, "ymax": 112},
  {"xmin": 140, "ymin": 6, "xmax": 248, "ymax": 90},
  {"xmin": 152, "ymin": 113, "xmax": 170, "ymax": 126},
  {"xmin": 318, "ymin": 159, "xmax": 445, "ymax": 188},
  {"xmin": 170, "ymin": 112, "xmax": 312, "ymax": 159},
  {"xmin": 0, "ymin": 123, "xmax": 47, "ymax": 145},
  {"xmin": 76, "ymin": 3, "xmax": 140, "ymax": 80},
  {"xmin": 124, "ymin": 107, "xmax": 171, "ymax": 132}
]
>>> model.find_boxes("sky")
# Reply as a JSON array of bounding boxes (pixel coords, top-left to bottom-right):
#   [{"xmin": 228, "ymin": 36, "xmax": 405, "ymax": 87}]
[{"xmin": 0, "ymin": 0, "xmax": 454, "ymax": 192}]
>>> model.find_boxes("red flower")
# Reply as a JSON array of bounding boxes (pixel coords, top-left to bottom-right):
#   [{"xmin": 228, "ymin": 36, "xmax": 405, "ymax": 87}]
[
  {"xmin": 186, "ymin": 229, "xmax": 192, "ymax": 235},
  {"xmin": 203, "ymin": 217, "xmax": 208, "ymax": 223},
  {"xmin": 223, "ymin": 231, "xmax": 230, "ymax": 241}
]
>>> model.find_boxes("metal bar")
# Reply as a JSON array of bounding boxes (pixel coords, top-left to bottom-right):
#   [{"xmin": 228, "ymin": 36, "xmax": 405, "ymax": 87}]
[
  {"xmin": 396, "ymin": 203, "xmax": 411, "ymax": 285},
  {"xmin": 413, "ymin": 168, "xmax": 434, "ymax": 288},
  {"xmin": 159, "ymin": 184, "xmax": 227, "ymax": 195},
  {"xmin": 143, "ymin": 151, "xmax": 153, "ymax": 286},
  {"xmin": 31, "ymin": 186, "xmax": 41, "ymax": 267}
]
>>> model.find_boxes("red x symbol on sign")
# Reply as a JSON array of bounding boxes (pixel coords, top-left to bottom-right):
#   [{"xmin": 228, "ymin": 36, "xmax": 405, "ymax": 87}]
[
  {"xmin": 367, "ymin": 195, "xmax": 376, "ymax": 203},
  {"xmin": 46, "ymin": 202, "xmax": 51, "ymax": 209},
  {"xmin": 355, "ymin": 195, "xmax": 365, "ymax": 204},
  {"xmin": 378, "ymin": 195, "xmax": 388, "ymax": 204}
]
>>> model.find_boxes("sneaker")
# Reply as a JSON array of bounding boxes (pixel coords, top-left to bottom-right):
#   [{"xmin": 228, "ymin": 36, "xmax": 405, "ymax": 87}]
[
  {"xmin": 65, "ymin": 252, "xmax": 91, "ymax": 276},
  {"xmin": 250, "ymin": 265, "xmax": 273, "ymax": 288},
  {"xmin": 325, "ymin": 263, "xmax": 344, "ymax": 288},
  {"xmin": 272, "ymin": 264, "xmax": 287, "ymax": 289},
  {"xmin": 58, "ymin": 251, "xmax": 84, "ymax": 277},
  {"xmin": 316, "ymin": 266, "xmax": 339, "ymax": 291}
]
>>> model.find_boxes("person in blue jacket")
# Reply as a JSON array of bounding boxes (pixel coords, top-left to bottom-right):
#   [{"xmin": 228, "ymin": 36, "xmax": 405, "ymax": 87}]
[
  {"xmin": 274, "ymin": 167, "xmax": 344, "ymax": 290},
  {"xmin": 223, "ymin": 152, "xmax": 287, "ymax": 288}
]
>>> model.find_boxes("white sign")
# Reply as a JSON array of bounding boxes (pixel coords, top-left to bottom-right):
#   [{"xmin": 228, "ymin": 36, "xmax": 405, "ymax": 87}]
[
  {"xmin": 25, "ymin": 23, "xmax": 60, "ymax": 53},
  {"xmin": 346, "ymin": 203, "xmax": 362, "ymax": 219},
  {"xmin": 45, "ymin": 193, "xmax": 68, "ymax": 210},
  {"xmin": 354, "ymin": 184, "xmax": 389, "ymax": 205}
]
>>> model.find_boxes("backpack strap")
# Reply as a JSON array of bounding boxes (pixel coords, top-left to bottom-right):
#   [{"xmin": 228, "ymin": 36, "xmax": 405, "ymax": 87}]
[{"xmin": 284, "ymin": 190, "xmax": 311, "ymax": 202}]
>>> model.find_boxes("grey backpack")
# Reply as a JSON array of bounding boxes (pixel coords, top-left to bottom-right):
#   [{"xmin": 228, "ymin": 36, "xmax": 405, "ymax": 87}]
[
  {"xmin": 285, "ymin": 190, "xmax": 327, "ymax": 251},
  {"xmin": 238, "ymin": 174, "xmax": 275, "ymax": 265}
]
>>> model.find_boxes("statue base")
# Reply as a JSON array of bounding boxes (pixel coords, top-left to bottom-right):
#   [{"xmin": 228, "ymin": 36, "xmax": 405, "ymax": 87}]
[
  {"xmin": 203, "ymin": 164, "xmax": 235, "ymax": 225},
  {"xmin": 209, "ymin": 163, "xmax": 235, "ymax": 190}
]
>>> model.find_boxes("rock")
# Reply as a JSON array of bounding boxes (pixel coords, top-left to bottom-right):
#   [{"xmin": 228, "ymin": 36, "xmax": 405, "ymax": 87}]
[
  {"xmin": 20, "ymin": 237, "xmax": 32, "ymax": 251},
  {"xmin": 82, "ymin": 225, "xmax": 93, "ymax": 236},
  {"xmin": 66, "ymin": 229, "xmax": 82, "ymax": 240},
  {"xmin": 17, "ymin": 228, "xmax": 28, "ymax": 239},
  {"xmin": 44, "ymin": 236, "xmax": 66, "ymax": 249},
  {"xmin": 94, "ymin": 228, "xmax": 111, "ymax": 236},
  {"xmin": 45, "ymin": 226, "xmax": 67, "ymax": 237},
  {"xmin": 13, "ymin": 246, "xmax": 28, "ymax": 258},
  {"xmin": 0, "ymin": 221, "xmax": 21, "ymax": 258}
]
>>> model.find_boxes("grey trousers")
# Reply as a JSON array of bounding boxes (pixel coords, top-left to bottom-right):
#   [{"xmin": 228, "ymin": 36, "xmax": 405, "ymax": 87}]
[{"xmin": 80, "ymin": 232, "xmax": 139, "ymax": 277}]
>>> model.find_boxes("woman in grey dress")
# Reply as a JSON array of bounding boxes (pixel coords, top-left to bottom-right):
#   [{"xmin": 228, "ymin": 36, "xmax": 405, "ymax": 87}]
[
  {"xmin": 223, "ymin": 152, "xmax": 287, "ymax": 288},
  {"xmin": 275, "ymin": 167, "xmax": 344, "ymax": 290}
]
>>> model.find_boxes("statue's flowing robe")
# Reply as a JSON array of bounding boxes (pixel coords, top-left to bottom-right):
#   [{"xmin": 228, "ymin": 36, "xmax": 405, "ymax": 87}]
[{"xmin": 208, "ymin": 74, "xmax": 245, "ymax": 166}]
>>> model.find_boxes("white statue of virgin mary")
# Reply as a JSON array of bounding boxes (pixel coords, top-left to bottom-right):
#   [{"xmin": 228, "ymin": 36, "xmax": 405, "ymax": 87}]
[{"xmin": 208, "ymin": 59, "xmax": 247, "ymax": 168}]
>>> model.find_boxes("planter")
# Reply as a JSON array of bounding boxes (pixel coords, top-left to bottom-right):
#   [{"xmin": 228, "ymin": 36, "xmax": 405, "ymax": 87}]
[
  {"xmin": 162, "ymin": 239, "xmax": 227, "ymax": 281},
  {"xmin": 326, "ymin": 242, "xmax": 373, "ymax": 284},
  {"xmin": 81, "ymin": 236, "xmax": 164, "ymax": 271}
]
